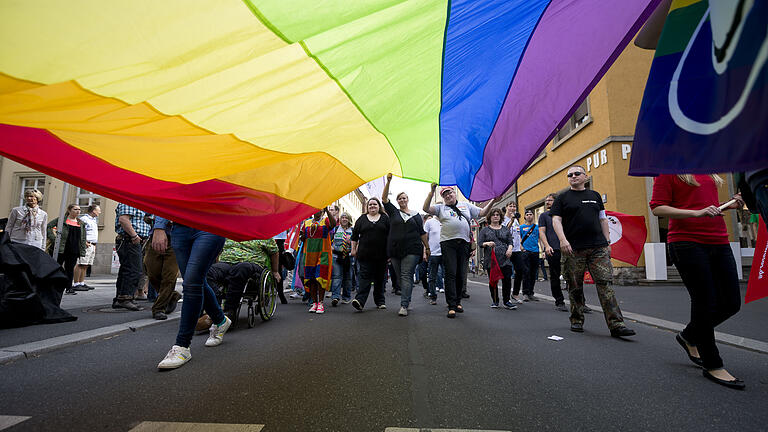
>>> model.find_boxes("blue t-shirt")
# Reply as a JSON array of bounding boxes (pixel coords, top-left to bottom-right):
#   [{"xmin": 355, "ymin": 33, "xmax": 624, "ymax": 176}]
[{"xmin": 519, "ymin": 223, "xmax": 539, "ymax": 252}]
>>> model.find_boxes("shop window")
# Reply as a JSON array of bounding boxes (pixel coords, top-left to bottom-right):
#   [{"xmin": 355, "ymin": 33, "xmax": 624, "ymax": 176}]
[
  {"xmin": 18, "ymin": 176, "xmax": 46, "ymax": 207},
  {"xmin": 553, "ymin": 98, "xmax": 591, "ymax": 148}
]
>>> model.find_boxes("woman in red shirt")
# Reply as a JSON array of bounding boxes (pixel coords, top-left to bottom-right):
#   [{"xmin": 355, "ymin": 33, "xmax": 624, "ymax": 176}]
[{"xmin": 650, "ymin": 174, "xmax": 744, "ymax": 389}]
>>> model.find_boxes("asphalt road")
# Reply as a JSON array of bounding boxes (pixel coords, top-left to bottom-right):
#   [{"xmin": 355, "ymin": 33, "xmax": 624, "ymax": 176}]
[{"xmin": 1, "ymin": 283, "xmax": 767, "ymax": 432}]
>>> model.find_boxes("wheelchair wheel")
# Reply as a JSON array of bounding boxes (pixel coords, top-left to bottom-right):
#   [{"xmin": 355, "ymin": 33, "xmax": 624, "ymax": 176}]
[
  {"xmin": 232, "ymin": 300, "xmax": 243, "ymax": 328},
  {"xmin": 258, "ymin": 269, "xmax": 278, "ymax": 321},
  {"xmin": 247, "ymin": 300, "xmax": 256, "ymax": 328}
]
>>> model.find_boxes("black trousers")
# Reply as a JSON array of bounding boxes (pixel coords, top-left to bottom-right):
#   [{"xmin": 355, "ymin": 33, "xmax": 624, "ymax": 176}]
[
  {"xmin": 521, "ymin": 250, "xmax": 538, "ymax": 296},
  {"xmin": 57, "ymin": 253, "xmax": 78, "ymax": 290},
  {"xmin": 489, "ymin": 265, "xmax": 513, "ymax": 304},
  {"xmin": 669, "ymin": 242, "xmax": 741, "ymax": 370},
  {"xmin": 510, "ymin": 251, "xmax": 525, "ymax": 296},
  {"xmin": 355, "ymin": 258, "xmax": 387, "ymax": 307},
  {"xmin": 440, "ymin": 239, "xmax": 470, "ymax": 310},
  {"xmin": 546, "ymin": 249, "xmax": 565, "ymax": 305},
  {"xmin": 115, "ymin": 239, "xmax": 143, "ymax": 299}
]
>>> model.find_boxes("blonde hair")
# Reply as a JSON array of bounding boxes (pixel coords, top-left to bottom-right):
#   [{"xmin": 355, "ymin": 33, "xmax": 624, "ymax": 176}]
[{"xmin": 676, "ymin": 174, "xmax": 724, "ymax": 187}]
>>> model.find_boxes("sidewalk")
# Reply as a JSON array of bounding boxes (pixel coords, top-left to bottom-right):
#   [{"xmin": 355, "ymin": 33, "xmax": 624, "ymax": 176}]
[
  {"xmin": 466, "ymin": 275, "xmax": 768, "ymax": 352},
  {"xmin": 0, "ymin": 275, "xmax": 182, "ymax": 364}
]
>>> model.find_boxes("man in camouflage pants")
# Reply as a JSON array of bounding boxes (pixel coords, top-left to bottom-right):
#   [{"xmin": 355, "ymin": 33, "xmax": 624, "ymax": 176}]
[{"xmin": 551, "ymin": 165, "xmax": 636, "ymax": 338}]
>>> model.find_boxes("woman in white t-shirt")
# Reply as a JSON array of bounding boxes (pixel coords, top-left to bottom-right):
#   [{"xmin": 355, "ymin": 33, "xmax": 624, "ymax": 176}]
[{"xmin": 423, "ymin": 184, "xmax": 496, "ymax": 318}]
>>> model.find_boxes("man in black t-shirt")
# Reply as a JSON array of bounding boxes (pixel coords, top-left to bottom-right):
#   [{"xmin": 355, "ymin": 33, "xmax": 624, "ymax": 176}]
[{"xmin": 551, "ymin": 165, "xmax": 635, "ymax": 338}]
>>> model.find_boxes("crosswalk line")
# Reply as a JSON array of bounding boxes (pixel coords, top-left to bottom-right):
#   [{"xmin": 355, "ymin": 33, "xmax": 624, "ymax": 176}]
[
  {"xmin": 128, "ymin": 422, "xmax": 264, "ymax": 432},
  {"xmin": 385, "ymin": 429, "xmax": 510, "ymax": 432},
  {"xmin": 0, "ymin": 416, "xmax": 31, "ymax": 431}
]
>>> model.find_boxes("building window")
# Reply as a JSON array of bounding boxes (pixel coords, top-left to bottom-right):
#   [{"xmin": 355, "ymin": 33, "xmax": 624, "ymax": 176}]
[
  {"xmin": 553, "ymin": 98, "xmax": 591, "ymax": 148},
  {"xmin": 18, "ymin": 176, "xmax": 46, "ymax": 206},
  {"xmin": 76, "ymin": 187, "xmax": 101, "ymax": 209}
]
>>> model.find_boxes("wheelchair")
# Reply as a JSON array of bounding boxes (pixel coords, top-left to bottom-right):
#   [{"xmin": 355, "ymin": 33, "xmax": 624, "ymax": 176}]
[{"xmin": 222, "ymin": 266, "xmax": 279, "ymax": 328}]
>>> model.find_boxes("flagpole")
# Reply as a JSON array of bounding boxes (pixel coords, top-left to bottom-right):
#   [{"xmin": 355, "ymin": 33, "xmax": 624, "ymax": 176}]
[{"xmin": 52, "ymin": 183, "xmax": 69, "ymax": 258}]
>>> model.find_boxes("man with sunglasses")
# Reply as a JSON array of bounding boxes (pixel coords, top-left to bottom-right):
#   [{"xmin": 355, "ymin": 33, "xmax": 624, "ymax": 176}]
[{"xmin": 551, "ymin": 166, "xmax": 635, "ymax": 337}]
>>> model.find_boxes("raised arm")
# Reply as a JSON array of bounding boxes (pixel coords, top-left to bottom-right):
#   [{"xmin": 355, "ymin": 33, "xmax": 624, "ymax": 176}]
[
  {"xmin": 423, "ymin": 183, "xmax": 438, "ymax": 214},
  {"xmin": 382, "ymin": 173, "xmax": 392, "ymax": 204},
  {"xmin": 477, "ymin": 197, "xmax": 499, "ymax": 219}
]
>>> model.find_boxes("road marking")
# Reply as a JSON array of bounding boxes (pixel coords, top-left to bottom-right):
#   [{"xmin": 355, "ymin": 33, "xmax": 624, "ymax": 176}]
[
  {"xmin": 0, "ymin": 416, "xmax": 31, "ymax": 431},
  {"xmin": 466, "ymin": 279, "xmax": 768, "ymax": 354},
  {"xmin": 128, "ymin": 422, "xmax": 264, "ymax": 431},
  {"xmin": 385, "ymin": 428, "xmax": 509, "ymax": 432}
]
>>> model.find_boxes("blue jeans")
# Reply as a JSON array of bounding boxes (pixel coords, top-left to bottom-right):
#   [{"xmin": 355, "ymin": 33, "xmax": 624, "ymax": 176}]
[
  {"xmin": 331, "ymin": 255, "xmax": 353, "ymax": 301},
  {"xmin": 391, "ymin": 254, "xmax": 421, "ymax": 308},
  {"xmin": 171, "ymin": 224, "xmax": 226, "ymax": 348},
  {"xmin": 427, "ymin": 255, "xmax": 443, "ymax": 298}
]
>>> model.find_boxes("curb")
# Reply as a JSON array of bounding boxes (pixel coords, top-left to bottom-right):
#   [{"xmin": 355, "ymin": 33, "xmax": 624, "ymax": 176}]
[
  {"xmin": 465, "ymin": 279, "xmax": 768, "ymax": 355},
  {"xmin": 0, "ymin": 312, "xmax": 180, "ymax": 365}
]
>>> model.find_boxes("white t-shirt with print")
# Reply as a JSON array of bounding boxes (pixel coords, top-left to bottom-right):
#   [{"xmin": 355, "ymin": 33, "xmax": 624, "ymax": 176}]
[
  {"xmin": 502, "ymin": 216, "xmax": 522, "ymax": 252},
  {"xmin": 424, "ymin": 218, "xmax": 442, "ymax": 256},
  {"xmin": 434, "ymin": 202, "xmax": 480, "ymax": 243}
]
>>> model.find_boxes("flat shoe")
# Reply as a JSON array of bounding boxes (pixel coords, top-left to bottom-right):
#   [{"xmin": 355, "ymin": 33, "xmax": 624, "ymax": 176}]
[
  {"xmin": 702, "ymin": 370, "xmax": 745, "ymax": 390},
  {"xmin": 675, "ymin": 333, "xmax": 704, "ymax": 367},
  {"xmin": 447, "ymin": 310, "xmax": 456, "ymax": 318},
  {"xmin": 456, "ymin": 305, "xmax": 464, "ymax": 313}
]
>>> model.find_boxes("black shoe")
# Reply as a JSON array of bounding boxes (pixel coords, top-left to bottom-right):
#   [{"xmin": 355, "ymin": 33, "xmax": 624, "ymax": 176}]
[
  {"xmin": 702, "ymin": 369, "xmax": 745, "ymax": 390},
  {"xmin": 570, "ymin": 323, "xmax": 584, "ymax": 333},
  {"xmin": 165, "ymin": 292, "xmax": 182, "ymax": 314},
  {"xmin": 675, "ymin": 333, "xmax": 705, "ymax": 367},
  {"xmin": 351, "ymin": 299, "xmax": 363, "ymax": 311},
  {"xmin": 152, "ymin": 311, "xmax": 167, "ymax": 320},
  {"xmin": 113, "ymin": 299, "xmax": 141, "ymax": 311},
  {"xmin": 555, "ymin": 303, "xmax": 569, "ymax": 312},
  {"xmin": 461, "ymin": 293, "xmax": 470, "ymax": 299},
  {"xmin": 394, "ymin": 290, "xmax": 402, "ymax": 296},
  {"xmin": 64, "ymin": 288, "xmax": 77, "ymax": 295},
  {"xmin": 429, "ymin": 298, "xmax": 437, "ymax": 305},
  {"xmin": 332, "ymin": 298, "xmax": 339, "ymax": 307},
  {"xmin": 456, "ymin": 305, "xmax": 464, "ymax": 313},
  {"xmin": 447, "ymin": 310, "xmax": 456, "ymax": 318},
  {"xmin": 610, "ymin": 326, "xmax": 636, "ymax": 337},
  {"xmin": 582, "ymin": 305, "xmax": 593, "ymax": 314},
  {"xmin": 83, "ymin": 283, "xmax": 95, "ymax": 290},
  {"xmin": 72, "ymin": 285, "xmax": 90, "ymax": 291}
]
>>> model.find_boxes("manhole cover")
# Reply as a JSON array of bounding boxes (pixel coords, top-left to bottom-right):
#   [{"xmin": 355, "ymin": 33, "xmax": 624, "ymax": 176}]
[{"xmin": 84, "ymin": 306, "xmax": 145, "ymax": 313}]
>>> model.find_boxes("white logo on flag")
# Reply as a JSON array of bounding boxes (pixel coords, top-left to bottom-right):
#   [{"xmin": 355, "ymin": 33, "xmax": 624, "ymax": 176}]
[{"xmin": 607, "ymin": 215, "xmax": 622, "ymax": 245}]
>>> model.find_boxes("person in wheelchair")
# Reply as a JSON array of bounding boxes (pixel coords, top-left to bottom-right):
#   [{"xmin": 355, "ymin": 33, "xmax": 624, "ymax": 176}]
[{"xmin": 206, "ymin": 238, "xmax": 281, "ymax": 322}]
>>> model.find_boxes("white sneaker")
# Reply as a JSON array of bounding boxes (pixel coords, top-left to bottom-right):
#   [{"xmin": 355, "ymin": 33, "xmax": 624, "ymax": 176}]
[
  {"xmin": 398, "ymin": 306, "xmax": 408, "ymax": 316},
  {"xmin": 289, "ymin": 293, "xmax": 302, "ymax": 299},
  {"xmin": 309, "ymin": 303, "xmax": 318, "ymax": 313},
  {"xmin": 340, "ymin": 299, "xmax": 351, "ymax": 304},
  {"xmin": 205, "ymin": 316, "xmax": 232, "ymax": 347},
  {"xmin": 438, "ymin": 288, "xmax": 445, "ymax": 293},
  {"xmin": 157, "ymin": 345, "xmax": 191, "ymax": 369},
  {"xmin": 377, "ymin": 304, "xmax": 387, "ymax": 310}
]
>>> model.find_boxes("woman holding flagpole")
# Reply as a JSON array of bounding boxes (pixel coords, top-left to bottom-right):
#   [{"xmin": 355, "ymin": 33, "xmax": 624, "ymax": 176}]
[{"xmin": 650, "ymin": 174, "xmax": 745, "ymax": 389}]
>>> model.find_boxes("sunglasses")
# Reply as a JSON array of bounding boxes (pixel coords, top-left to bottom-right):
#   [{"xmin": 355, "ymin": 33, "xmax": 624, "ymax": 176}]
[{"xmin": 567, "ymin": 172, "xmax": 584, "ymax": 178}]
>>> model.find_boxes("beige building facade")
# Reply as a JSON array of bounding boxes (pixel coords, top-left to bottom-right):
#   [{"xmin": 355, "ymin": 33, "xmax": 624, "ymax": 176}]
[{"xmin": 0, "ymin": 157, "xmax": 118, "ymax": 274}]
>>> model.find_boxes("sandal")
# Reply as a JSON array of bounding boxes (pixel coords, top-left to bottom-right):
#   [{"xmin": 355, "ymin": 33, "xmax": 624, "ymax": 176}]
[
  {"xmin": 456, "ymin": 305, "xmax": 464, "ymax": 313},
  {"xmin": 447, "ymin": 310, "xmax": 456, "ymax": 318}
]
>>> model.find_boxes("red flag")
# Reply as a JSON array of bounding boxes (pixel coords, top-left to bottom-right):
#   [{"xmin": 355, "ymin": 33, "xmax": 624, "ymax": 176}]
[
  {"xmin": 746, "ymin": 216, "xmax": 768, "ymax": 304},
  {"xmin": 489, "ymin": 251, "xmax": 503, "ymax": 286},
  {"xmin": 606, "ymin": 211, "xmax": 647, "ymax": 266}
]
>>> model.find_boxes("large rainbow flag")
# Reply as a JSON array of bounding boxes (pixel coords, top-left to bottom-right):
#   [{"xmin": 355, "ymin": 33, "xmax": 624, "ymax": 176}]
[{"xmin": 0, "ymin": 0, "xmax": 660, "ymax": 240}]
